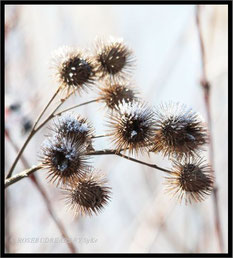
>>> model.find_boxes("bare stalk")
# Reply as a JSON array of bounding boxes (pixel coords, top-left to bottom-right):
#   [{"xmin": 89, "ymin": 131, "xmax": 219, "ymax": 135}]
[
  {"xmin": 35, "ymin": 98, "xmax": 100, "ymax": 133},
  {"xmin": 86, "ymin": 149, "xmax": 172, "ymax": 174},
  {"xmin": 196, "ymin": 5, "xmax": 224, "ymax": 252},
  {"xmin": 6, "ymin": 88, "xmax": 60, "ymax": 179},
  {"xmin": 91, "ymin": 133, "xmax": 111, "ymax": 139},
  {"xmin": 34, "ymin": 91, "xmax": 74, "ymax": 132},
  {"xmin": 54, "ymin": 98, "xmax": 100, "ymax": 116},
  {"xmin": 5, "ymin": 164, "xmax": 43, "ymax": 188},
  {"xmin": 115, "ymin": 152, "xmax": 172, "ymax": 174}
]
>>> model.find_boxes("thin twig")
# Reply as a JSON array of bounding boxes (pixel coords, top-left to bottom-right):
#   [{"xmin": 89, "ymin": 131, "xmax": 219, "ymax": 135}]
[
  {"xmin": 35, "ymin": 98, "xmax": 99, "ymax": 133},
  {"xmin": 34, "ymin": 91, "xmax": 74, "ymax": 132},
  {"xmin": 86, "ymin": 149, "xmax": 172, "ymax": 174},
  {"xmin": 5, "ymin": 131, "xmax": 77, "ymax": 253},
  {"xmin": 54, "ymin": 98, "xmax": 100, "ymax": 117},
  {"xmin": 115, "ymin": 152, "xmax": 172, "ymax": 174},
  {"xmin": 196, "ymin": 5, "xmax": 224, "ymax": 252},
  {"xmin": 91, "ymin": 133, "xmax": 111, "ymax": 139},
  {"xmin": 6, "ymin": 88, "xmax": 60, "ymax": 179}
]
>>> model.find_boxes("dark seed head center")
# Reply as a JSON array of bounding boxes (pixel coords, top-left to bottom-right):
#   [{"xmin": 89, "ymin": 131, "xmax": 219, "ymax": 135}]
[
  {"xmin": 52, "ymin": 151, "xmax": 70, "ymax": 172},
  {"xmin": 61, "ymin": 57, "xmax": 92, "ymax": 86}
]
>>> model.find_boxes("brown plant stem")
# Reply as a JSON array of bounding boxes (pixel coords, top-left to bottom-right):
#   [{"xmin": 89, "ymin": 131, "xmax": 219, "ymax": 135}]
[
  {"xmin": 115, "ymin": 152, "xmax": 172, "ymax": 174},
  {"xmin": 54, "ymin": 98, "xmax": 100, "ymax": 116},
  {"xmin": 6, "ymin": 88, "xmax": 60, "ymax": 179},
  {"xmin": 86, "ymin": 149, "xmax": 172, "ymax": 174},
  {"xmin": 196, "ymin": 5, "xmax": 224, "ymax": 252},
  {"xmin": 5, "ymin": 164, "xmax": 43, "ymax": 188},
  {"xmin": 34, "ymin": 92, "xmax": 74, "ymax": 132},
  {"xmin": 5, "ymin": 149, "xmax": 172, "ymax": 188},
  {"xmin": 91, "ymin": 133, "xmax": 111, "ymax": 139},
  {"xmin": 35, "ymin": 98, "xmax": 100, "ymax": 133},
  {"xmin": 5, "ymin": 131, "xmax": 77, "ymax": 253}
]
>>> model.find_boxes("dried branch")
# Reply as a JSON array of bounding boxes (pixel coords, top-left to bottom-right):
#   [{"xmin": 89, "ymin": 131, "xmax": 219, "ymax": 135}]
[
  {"xmin": 33, "ymin": 98, "xmax": 100, "ymax": 134},
  {"xmin": 54, "ymin": 98, "xmax": 100, "ymax": 116},
  {"xmin": 5, "ymin": 164, "xmax": 43, "ymax": 188},
  {"xmin": 91, "ymin": 133, "xmax": 111, "ymax": 139},
  {"xmin": 86, "ymin": 149, "xmax": 172, "ymax": 174}
]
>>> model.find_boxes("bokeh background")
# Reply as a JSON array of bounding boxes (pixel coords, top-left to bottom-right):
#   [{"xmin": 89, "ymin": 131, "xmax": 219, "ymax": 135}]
[{"xmin": 5, "ymin": 4, "xmax": 228, "ymax": 253}]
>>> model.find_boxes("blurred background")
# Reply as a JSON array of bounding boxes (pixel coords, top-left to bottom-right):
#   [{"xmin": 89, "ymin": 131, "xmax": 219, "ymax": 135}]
[{"xmin": 5, "ymin": 4, "xmax": 228, "ymax": 253}]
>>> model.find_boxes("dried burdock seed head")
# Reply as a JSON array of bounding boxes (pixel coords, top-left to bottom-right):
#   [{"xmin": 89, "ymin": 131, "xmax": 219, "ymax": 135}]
[
  {"xmin": 98, "ymin": 79, "xmax": 139, "ymax": 110},
  {"xmin": 41, "ymin": 135, "xmax": 90, "ymax": 186},
  {"xmin": 107, "ymin": 101, "xmax": 156, "ymax": 154},
  {"xmin": 51, "ymin": 46, "xmax": 96, "ymax": 95},
  {"xmin": 94, "ymin": 37, "xmax": 135, "ymax": 80},
  {"xmin": 164, "ymin": 157, "xmax": 214, "ymax": 204},
  {"xmin": 63, "ymin": 170, "xmax": 111, "ymax": 216},
  {"xmin": 51, "ymin": 113, "xmax": 94, "ymax": 147},
  {"xmin": 151, "ymin": 102, "xmax": 208, "ymax": 160}
]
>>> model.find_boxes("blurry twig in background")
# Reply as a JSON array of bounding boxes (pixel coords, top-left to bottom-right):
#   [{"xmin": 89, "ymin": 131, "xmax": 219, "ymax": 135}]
[
  {"xmin": 148, "ymin": 202, "xmax": 185, "ymax": 252},
  {"xmin": 5, "ymin": 130, "xmax": 77, "ymax": 253},
  {"xmin": 128, "ymin": 192, "xmax": 185, "ymax": 252},
  {"xmin": 5, "ymin": 6, "xmax": 20, "ymax": 39},
  {"xmin": 196, "ymin": 5, "xmax": 224, "ymax": 252}
]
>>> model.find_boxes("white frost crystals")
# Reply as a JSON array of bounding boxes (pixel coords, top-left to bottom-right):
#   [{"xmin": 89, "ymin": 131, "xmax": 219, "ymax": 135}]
[
  {"xmin": 51, "ymin": 112, "xmax": 92, "ymax": 137},
  {"xmin": 117, "ymin": 100, "xmax": 148, "ymax": 119},
  {"xmin": 130, "ymin": 130, "xmax": 137, "ymax": 138}
]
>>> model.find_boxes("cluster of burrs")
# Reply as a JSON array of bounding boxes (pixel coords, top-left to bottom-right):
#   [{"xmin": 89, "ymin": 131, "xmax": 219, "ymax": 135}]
[{"xmin": 41, "ymin": 36, "xmax": 214, "ymax": 217}]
